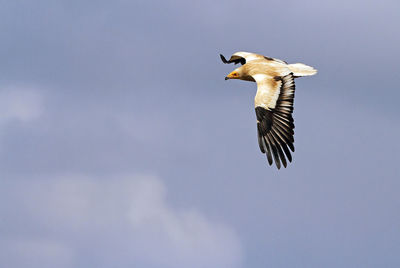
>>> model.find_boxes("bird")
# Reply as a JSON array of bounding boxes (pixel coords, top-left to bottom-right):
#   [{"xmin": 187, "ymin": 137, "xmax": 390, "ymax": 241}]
[{"xmin": 221, "ymin": 51, "xmax": 317, "ymax": 169}]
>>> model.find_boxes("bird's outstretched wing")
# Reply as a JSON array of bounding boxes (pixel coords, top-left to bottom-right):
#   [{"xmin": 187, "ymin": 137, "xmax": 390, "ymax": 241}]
[{"xmin": 253, "ymin": 73, "xmax": 296, "ymax": 169}]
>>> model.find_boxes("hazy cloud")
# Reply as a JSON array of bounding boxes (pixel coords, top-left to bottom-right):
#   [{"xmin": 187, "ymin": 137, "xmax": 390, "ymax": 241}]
[
  {"xmin": 0, "ymin": 174, "xmax": 243, "ymax": 268},
  {"xmin": 0, "ymin": 86, "xmax": 43, "ymax": 123}
]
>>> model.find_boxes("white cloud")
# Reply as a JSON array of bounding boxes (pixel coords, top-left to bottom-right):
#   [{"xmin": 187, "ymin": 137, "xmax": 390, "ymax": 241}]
[
  {"xmin": 0, "ymin": 174, "xmax": 243, "ymax": 268},
  {"xmin": 0, "ymin": 86, "xmax": 43, "ymax": 123}
]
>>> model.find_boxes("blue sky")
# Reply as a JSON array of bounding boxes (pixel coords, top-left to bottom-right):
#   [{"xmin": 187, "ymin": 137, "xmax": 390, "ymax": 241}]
[{"xmin": 1, "ymin": 0, "xmax": 399, "ymax": 267}]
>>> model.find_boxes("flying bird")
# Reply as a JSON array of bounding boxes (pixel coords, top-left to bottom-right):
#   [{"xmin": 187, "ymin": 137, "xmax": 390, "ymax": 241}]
[{"xmin": 221, "ymin": 51, "xmax": 317, "ymax": 169}]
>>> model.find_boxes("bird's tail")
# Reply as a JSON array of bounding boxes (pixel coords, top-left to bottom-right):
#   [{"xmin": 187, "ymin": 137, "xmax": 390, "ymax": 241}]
[{"xmin": 288, "ymin": 63, "xmax": 317, "ymax": 77}]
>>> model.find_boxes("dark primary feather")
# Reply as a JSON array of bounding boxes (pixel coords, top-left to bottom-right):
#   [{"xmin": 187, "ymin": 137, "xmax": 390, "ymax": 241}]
[
  {"xmin": 255, "ymin": 73, "xmax": 296, "ymax": 169},
  {"xmin": 220, "ymin": 54, "xmax": 229, "ymax": 63},
  {"xmin": 219, "ymin": 54, "xmax": 246, "ymax": 65}
]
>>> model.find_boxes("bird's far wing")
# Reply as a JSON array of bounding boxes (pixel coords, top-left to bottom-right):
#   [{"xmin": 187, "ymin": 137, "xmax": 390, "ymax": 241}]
[
  {"xmin": 263, "ymin": 56, "xmax": 288, "ymax": 65},
  {"xmin": 253, "ymin": 73, "xmax": 296, "ymax": 169},
  {"xmin": 220, "ymin": 54, "xmax": 246, "ymax": 65}
]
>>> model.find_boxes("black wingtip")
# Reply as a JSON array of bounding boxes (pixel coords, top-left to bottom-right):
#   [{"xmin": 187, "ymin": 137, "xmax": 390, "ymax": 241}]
[{"xmin": 220, "ymin": 54, "xmax": 228, "ymax": 64}]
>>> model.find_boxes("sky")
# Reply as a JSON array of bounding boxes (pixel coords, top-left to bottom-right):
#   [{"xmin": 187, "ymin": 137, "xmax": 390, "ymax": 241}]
[{"xmin": 0, "ymin": 0, "xmax": 399, "ymax": 267}]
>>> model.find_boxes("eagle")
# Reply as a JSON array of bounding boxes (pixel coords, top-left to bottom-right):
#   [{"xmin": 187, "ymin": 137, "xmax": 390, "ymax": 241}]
[{"xmin": 221, "ymin": 51, "xmax": 317, "ymax": 169}]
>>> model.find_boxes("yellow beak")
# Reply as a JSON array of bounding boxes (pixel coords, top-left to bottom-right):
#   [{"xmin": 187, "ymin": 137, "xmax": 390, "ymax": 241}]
[{"xmin": 225, "ymin": 71, "xmax": 238, "ymax": 80}]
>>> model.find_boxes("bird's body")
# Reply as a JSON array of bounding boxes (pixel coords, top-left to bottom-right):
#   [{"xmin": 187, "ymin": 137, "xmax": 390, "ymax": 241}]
[{"xmin": 221, "ymin": 51, "xmax": 317, "ymax": 169}]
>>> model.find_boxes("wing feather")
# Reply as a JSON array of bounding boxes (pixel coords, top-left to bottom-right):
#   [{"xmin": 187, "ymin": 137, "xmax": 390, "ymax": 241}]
[
  {"xmin": 266, "ymin": 133, "xmax": 281, "ymax": 169},
  {"xmin": 220, "ymin": 54, "xmax": 246, "ymax": 65}
]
